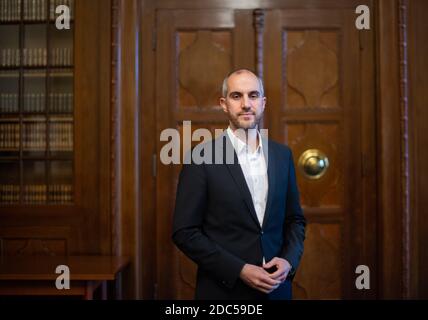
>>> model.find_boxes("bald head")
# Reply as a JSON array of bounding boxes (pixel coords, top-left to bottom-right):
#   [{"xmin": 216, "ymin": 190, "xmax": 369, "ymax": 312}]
[
  {"xmin": 219, "ymin": 69, "xmax": 266, "ymax": 131},
  {"xmin": 221, "ymin": 69, "xmax": 264, "ymax": 98}
]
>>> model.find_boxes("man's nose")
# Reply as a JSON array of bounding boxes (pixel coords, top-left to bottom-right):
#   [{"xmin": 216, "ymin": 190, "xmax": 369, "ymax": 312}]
[{"xmin": 241, "ymin": 94, "xmax": 251, "ymax": 109}]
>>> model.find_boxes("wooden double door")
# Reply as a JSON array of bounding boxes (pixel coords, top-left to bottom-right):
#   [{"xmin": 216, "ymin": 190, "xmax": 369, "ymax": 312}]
[{"xmin": 154, "ymin": 1, "xmax": 376, "ymax": 299}]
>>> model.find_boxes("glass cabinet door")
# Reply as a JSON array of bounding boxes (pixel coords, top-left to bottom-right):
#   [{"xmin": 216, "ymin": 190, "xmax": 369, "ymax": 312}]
[{"xmin": 0, "ymin": 0, "xmax": 74, "ymax": 205}]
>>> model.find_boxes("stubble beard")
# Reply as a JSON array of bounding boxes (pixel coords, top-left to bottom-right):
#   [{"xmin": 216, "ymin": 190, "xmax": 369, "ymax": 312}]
[{"xmin": 229, "ymin": 112, "xmax": 262, "ymax": 131}]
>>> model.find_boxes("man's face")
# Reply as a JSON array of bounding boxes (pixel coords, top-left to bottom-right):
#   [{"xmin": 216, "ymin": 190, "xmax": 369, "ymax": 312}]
[{"xmin": 220, "ymin": 71, "xmax": 266, "ymax": 130}]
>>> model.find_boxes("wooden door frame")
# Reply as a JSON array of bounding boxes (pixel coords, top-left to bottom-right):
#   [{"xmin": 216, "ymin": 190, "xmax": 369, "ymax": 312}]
[
  {"xmin": 110, "ymin": 0, "xmax": 146, "ymax": 299},
  {"xmin": 109, "ymin": 0, "xmax": 411, "ymax": 299},
  {"xmin": 376, "ymin": 0, "xmax": 411, "ymax": 299}
]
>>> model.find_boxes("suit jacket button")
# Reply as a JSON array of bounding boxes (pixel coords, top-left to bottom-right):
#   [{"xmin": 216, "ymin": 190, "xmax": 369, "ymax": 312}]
[{"xmin": 260, "ymin": 231, "xmax": 264, "ymax": 235}]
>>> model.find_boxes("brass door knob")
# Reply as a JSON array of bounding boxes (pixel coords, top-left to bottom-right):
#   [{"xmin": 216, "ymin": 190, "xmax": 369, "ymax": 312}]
[{"xmin": 297, "ymin": 149, "xmax": 329, "ymax": 179}]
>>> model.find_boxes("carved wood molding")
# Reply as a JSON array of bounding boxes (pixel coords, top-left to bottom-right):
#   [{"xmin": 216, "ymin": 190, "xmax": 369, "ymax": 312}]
[
  {"xmin": 253, "ymin": 9, "xmax": 264, "ymax": 128},
  {"xmin": 110, "ymin": 0, "xmax": 120, "ymax": 256},
  {"xmin": 398, "ymin": 0, "xmax": 410, "ymax": 299},
  {"xmin": 253, "ymin": 9, "xmax": 264, "ymax": 80}
]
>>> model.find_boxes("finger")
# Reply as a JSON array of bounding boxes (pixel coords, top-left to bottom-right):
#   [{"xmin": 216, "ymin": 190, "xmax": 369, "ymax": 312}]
[
  {"xmin": 269, "ymin": 268, "xmax": 285, "ymax": 279},
  {"xmin": 277, "ymin": 272, "xmax": 288, "ymax": 282},
  {"xmin": 263, "ymin": 257, "xmax": 279, "ymax": 268},
  {"xmin": 264, "ymin": 282, "xmax": 281, "ymax": 293},
  {"xmin": 252, "ymin": 279, "xmax": 271, "ymax": 292},
  {"xmin": 255, "ymin": 277, "xmax": 273, "ymax": 288},
  {"xmin": 261, "ymin": 274, "xmax": 282, "ymax": 286},
  {"xmin": 257, "ymin": 281, "xmax": 280, "ymax": 292},
  {"xmin": 267, "ymin": 284, "xmax": 280, "ymax": 294},
  {"xmin": 258, "ymin": 287, "xmax": 270, "ymax": 294},
  {"xmin": 255, "ymin": 275, "xmax": 280, "ymax": 288}
]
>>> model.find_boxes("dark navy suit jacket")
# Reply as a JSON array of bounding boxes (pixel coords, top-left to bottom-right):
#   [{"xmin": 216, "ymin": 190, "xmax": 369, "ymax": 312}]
[{"xmin": 172, "ymin": 132, "xmax": 306, "ymax": 300}]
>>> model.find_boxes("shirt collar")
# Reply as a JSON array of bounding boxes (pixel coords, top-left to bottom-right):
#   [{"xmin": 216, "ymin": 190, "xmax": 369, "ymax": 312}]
[{"xmin": 226, "ymin": 126, "xmax": 263, "ymax": 155}]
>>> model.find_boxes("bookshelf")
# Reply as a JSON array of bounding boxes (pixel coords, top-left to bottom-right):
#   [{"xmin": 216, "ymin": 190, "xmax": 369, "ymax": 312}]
[{"xmin": 0, "ymin": 0, "xmax": 74, "ymax": 205}]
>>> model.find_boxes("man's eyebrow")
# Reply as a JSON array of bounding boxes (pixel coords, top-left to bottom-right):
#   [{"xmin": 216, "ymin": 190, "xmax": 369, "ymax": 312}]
[{"xmin": 228, "ymin": 90, "xmax": 261, "ymax": 96}]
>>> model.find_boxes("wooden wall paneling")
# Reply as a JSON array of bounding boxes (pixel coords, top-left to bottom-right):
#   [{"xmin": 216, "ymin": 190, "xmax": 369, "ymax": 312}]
[
  {"xmin": 342, "ymin": 5, "xmax": 377, "ymax": 299},
  {"xmin": 98, "ymin": 0, "xmax": 113, "ymax": 256},
  {"xmin": 397, "ymin": 0, "xmax": 410, "ymax": 299},
  {"xmin": 359, "ymin": 1, "xmax": 378, "ymax": 299},
  {"xmin": 376, "ymin": 0, "xmax": 404, "ymax": 299},
  {"xmin": 233, "ymin": 10, "xmax": 256, "ymax": 70},
  {"xmin": 253, "ymin": 9, "xmax": 264, "ymax": 79},
  {"xmin": 342, "ymin": 8, "xmax": 361, "ymax": 300},
  {"xmin": 0, "ymin": 209, "xmax": 82, "ymax": 248},
  {"xmin": 74, "ymin": 0, "xmax": 112, "ymax": 254},
  {"xmin": 111, "ymin": 0, "xmax": 120, "ymax": 260},
  {"xmin": 408, "ymin": 0, "xmax": 428, "ymax": 299},
  {"xmin": 263, "ymin": 9, "xmax": 281, "ymax": 142},
  {"xmin": 74, "ymin": 0, "xmax": 101, "ymax": 253},
  {"xmin": 153, "ymin": 0, "xmax": 370, "ymax": 10},
  {"xmin": 155, "ymin": 9, "xmax": 176, "ymax": 299},
  {"xmin": 111, "ymin": 0, "xmax": 143, "ymax": 299},
  {"xmin": 140, "ymin": 1, "xmax": 157, "ymax": 300},
  {"xmin": 253, "ymin": 9, "xmax": 266, "ymax": 129},
  {"xmin": 0, "ymin": 226, "xmax": 72, "ymax": 256}
]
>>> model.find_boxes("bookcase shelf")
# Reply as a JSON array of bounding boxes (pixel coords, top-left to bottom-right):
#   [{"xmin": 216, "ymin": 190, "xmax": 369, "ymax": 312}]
[
  {"xmin": 0, "ymin": 0, "xmax": 75, "ymax": 205},
  {"xmin": 0, "ymin": 0, "xmax": 75, "ymax": 23}
]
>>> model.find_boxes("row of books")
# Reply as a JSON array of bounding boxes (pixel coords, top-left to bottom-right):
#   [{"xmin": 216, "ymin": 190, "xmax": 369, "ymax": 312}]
[
  {"xmin": 0, "ymin": 0, "xmax": 74, "ymax": 22},
  {"xmin": 0, "ymin": 93, "xmax": 73, "ymax": 113},
  {"xmin": 0, "ymin": 48, "xmax": 73, "ymax": 67},
  {"xmin": 0, "ymin": 184, "xmax": 73, "ymax": 203},
  {"xmin": 0, "ymin": 122, "xmax": 73, "ymax": 150}
]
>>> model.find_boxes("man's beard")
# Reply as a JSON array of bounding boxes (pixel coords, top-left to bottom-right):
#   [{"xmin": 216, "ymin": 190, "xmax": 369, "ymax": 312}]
[{"xmin": 229, "ymin": 112, "xmax": 262, "ymax": 130}]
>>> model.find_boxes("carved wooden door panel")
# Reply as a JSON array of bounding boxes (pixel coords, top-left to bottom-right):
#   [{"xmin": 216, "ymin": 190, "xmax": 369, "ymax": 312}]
[
  {"xmin": 263, "ymin": 8, "xmax": 376, "ymax": 299},
  {"xmin": 155, "ymin": 8, "xmax": 256, "ymax": 299}
]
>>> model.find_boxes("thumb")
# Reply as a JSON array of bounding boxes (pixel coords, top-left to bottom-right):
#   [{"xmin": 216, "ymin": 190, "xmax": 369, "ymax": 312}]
[{"xmin": 263, "ymin": 259, "xmax": 275, "ymax": 269}]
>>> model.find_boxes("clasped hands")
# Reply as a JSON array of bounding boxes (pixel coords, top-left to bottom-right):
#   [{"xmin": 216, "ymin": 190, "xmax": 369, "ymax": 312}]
[{"xmin": 239, "ymin": 257, "xmax": 291, "ymax": 294}]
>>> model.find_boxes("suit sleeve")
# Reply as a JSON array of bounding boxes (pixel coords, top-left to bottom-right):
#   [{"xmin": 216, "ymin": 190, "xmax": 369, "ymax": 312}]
[
  {"xmin": 280, "ymin": 148, "xmax": 306, "ymax": 279},
  {"xmin": 172, "ymin": 159, "xmax": 245, "ymax": 289}
]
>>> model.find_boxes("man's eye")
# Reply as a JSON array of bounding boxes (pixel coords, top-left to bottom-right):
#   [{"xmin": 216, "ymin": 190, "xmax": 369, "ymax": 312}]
[
  {"xmin": 232, "ymin": 94, "xmax": 240, "ymax": 99},
  {"xmin": 250, "ymin": 93, "xmax": 260, "ymax": 99}
]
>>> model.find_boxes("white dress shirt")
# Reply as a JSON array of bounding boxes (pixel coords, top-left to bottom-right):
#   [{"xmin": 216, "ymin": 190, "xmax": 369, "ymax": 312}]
[{"xmin": 227, "ymin": 127, "xmax": 269, "ymax": 227}]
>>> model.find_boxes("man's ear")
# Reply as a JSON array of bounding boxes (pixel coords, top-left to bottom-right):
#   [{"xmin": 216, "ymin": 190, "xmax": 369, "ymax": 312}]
[
  {"xmin": 220, "ymin": 97, "xmax": 228, "ymax": 113},
  {"xmin": 262, "ymin": 97, "xmax": 267, "ymax": 111}
]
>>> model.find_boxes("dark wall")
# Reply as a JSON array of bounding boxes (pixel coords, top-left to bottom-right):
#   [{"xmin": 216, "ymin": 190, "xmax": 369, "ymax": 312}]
[{"xmin": 409, "ymin": 0, "xmax": 428, "ymax": 299}]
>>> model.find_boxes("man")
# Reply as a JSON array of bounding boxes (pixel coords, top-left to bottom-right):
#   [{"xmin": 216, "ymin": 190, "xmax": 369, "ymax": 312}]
[{"xmin": 172, "ymin": 69, "xmax": 306, "ymax": 300}]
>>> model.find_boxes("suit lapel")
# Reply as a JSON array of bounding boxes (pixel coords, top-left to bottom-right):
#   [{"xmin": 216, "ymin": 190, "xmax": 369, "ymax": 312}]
[
  {"xmin": 262, "ymin": 138, "xmax": 276, "ymax": 229},
  {"xmin": 218, "ymin": 133, "xmax": 261, "ymax": 229}
]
